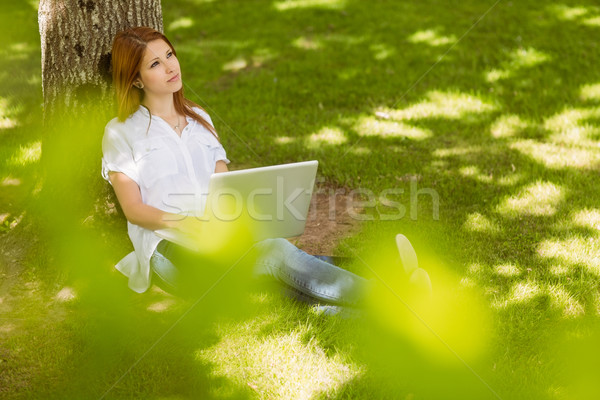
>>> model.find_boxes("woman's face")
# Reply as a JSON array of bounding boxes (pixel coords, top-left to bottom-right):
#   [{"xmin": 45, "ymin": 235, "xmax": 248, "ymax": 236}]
[{"xmin": 138, "ymin": 39, "xmax": 182, "ymax": 97}]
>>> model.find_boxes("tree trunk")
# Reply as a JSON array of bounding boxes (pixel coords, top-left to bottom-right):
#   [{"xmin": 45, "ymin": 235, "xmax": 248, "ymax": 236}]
[
  {"xmin": 36, "ymin": 1, "xmax": 164, "ymax": 274},
  {"xmin": 38, "ymin": 0, "xmax": 163, "ymax": 122}
]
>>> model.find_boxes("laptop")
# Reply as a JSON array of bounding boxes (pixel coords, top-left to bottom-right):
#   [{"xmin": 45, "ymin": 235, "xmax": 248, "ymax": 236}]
[{"xmin": 154, "ymin": 160, "xmax": 318, "ymax": 250}]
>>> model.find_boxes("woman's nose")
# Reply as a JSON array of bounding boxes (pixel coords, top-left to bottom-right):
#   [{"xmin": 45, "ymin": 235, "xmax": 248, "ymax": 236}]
[{"xmin": 165, "ymin": 58, "xmax": 176, "ymax": 72}]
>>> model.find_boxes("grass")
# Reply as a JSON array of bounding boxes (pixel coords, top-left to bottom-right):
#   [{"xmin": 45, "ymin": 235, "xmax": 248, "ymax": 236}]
[{"xmin": 2, "ymin": 0, "xmax": 600, "ymax": 398}]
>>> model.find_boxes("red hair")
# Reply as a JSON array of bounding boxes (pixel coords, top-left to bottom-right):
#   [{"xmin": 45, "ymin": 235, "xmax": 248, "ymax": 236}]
[{"xmin": 110, "ymin": 27, "xmax": 217, "ymax": 138}]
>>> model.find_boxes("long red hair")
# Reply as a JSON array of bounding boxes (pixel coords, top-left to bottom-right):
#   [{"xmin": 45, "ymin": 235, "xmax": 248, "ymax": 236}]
[{"xmin": 110, "ymin": 27, "xmax": 217, "ymax": 138}]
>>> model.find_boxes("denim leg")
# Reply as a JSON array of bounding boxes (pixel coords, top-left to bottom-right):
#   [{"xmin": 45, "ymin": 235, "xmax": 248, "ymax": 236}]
[
  {"xmin": 150, "ymin": 240, "xmax": 204, "ymax": 295},
  {"xmin": 253, "ymin": 238, "xmax": 370, "ymax": 306},
  {"xmin": 150, "ymin": 247, "xmax": 181, "ymax": 293}
]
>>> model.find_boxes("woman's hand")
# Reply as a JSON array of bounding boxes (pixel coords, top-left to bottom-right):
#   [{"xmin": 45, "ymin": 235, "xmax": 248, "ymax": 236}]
[{"xmin": 170, "ymin": 215, "xmax": 204, "ymax": 237}]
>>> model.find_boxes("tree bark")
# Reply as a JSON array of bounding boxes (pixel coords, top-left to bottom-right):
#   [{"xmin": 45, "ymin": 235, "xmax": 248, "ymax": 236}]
[{"xmin": 38, "ymin": 0, "xmax": 163, "ymax": 122}]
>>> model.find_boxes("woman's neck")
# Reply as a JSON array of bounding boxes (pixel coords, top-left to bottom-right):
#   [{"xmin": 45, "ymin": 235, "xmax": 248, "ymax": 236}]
[{"xmin": 141, "ymin": 94, "xmax": 178, "ymax": 118}]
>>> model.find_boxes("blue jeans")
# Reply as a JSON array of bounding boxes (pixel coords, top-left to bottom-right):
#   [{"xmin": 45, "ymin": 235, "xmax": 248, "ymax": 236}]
[{"xmin": 150, "ymin": 238, "xmax": 370, "ymax": 306}]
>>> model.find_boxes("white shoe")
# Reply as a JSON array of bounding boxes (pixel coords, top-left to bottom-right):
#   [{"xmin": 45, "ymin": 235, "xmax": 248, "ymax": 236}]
[
  {"xmin": 395, "ymin": 234, "xmax": 418, "ymax": 275},
  {"xmin": 409, "ymin": 268, "xmax": 432, "ymax": 297},
  {"xmin": 395, "ymin": 234, "xmax": 432, "ymax": 297}
]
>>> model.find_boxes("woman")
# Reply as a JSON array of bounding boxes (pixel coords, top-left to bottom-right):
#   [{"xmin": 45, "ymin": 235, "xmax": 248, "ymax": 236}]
[{"xmin": 102, "ymin": 27, "xmax": 430, "ymax": 310}]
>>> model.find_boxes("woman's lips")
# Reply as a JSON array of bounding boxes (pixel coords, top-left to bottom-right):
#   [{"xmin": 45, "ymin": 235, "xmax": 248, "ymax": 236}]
[{"xmin": 168, "ymin": 74, "xmax": 180, "ymax": 82}]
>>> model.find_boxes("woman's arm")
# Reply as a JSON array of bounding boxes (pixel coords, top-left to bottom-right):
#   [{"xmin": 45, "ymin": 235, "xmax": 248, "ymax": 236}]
[
  {"xmin": 109, "ymin": 172, "xmax": 182, "ymax": 231},
  {"xmin": 215, "ymin": 160, "xmax": 228, "ymax": 173},
  {"xmin": 110, "ymin": 160, "xmax": 228, "ymax": 231}
]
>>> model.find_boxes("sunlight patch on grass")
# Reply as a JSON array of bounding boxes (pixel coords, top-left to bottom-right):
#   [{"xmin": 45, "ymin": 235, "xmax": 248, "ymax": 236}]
[
  {"xmin": 486, "ymin": 48, "xmax": 550, "ymax": 83},
  {"xmin": 354, "ymin": 116, "xmax": 431, "ymax": 140},
  {"xmin": 458, "ymin": 165, "xmax": 493, "ymax": 183},
  {"xmin": 429, "ymin": 159, "xmax": 448, "ymax": 170},
  {"xmin": 550, "ymin": 265, "xmax": 570, "ymax": 277},
  {"xmin": 2, "ymin": 42, "xmax": 37, "ymax": 61},
  {"xmin": 497, "ymin": 173, "xmax": 525, "ymax": 186},
  {"xmin": 274, "ymin": 0, "xmax": 347, "ymax": 11},
  {"xmin": 1, "ymin": 176, "xmax": 21, "ymax": 186},
  {"xmin": 322, "ymin": 34, "xmax": 365, "ymax": 46},
  {"xmin": 383, "ymin": 91, "xmax": 495, "ymax": 121},
  {"xmin": 252, "ymin": 47, "xmax": 278, "ymax": 66},
  {"xmin": 497, "ymin": 181, "xmax": 565, "ymax": 217},
  {"xmin": 222, "ymin": 57, "xmax": 248, "ymax": 72},
  {"xmin": 370, "ymin": 43, "xmax": 395, "ymax": 60},
  {"xmin": 582, "ymin": 16, "xmax": 600, "ymax": 26},
  {"xmin": 306, "ymin": 127, "xmax": 347, "ymax": 147},
  {"xmin": 459, "ymin": 277, "xmax": 476, "ymax": 288},
  {"xmin": 571, "ymin": 209, "xmax": 600, "ymax": 231},
  {"xmin": 0, "ymin": 97, "xmax": 18, "ymax": 129},
  {"xmin": 490, "ymin": 114, "xmax": 530, "ymax": 138},
  {"xmin": 538, "ymin": 237, "xmax": 600, "ymax": 276},
  {"xmin": 463, "ymin": 212, "xmax": 500, "ymax": 233},
  {"xmin": 433, "ymin": 145, "xmax": 482, "ymax": 158},
  {"xmin": 168, "ymin": 17, "xmax": 194, "ymax": 31},
  {"xmin": 275, "ymin": 136, "xmax": 296, "ymax": 144},
  {"xmin": 458, "ymin": 165, "xmax": 479, "ymax": 177},
  {"xmin": 492, "ymin": 281, "xmax": 541, "ymax": 308},
  {"xmin": 146, "ymin": 299, "xmax": 177, "ymax": 313},
  {"xmin": 54, "ymin": 287, "xmax": 77, "ymax": 303},
  {"xmin": 468, "ymin": 263, "xmax": 483, "ymax": 275},
  {"xmin": 347, "ymin": 146, "xmax": 371, "ymax": 155},
  {"xmin": 547, "ymin": 4, "xmax": 589, "ymax": 20},
  {"xmin": 494, "ymin": 264, "xmax": 521, "ymax": 277},
  {"xmin": 0, "ymin": 322, "xmax": 16, "ymax": 333},
  {"xmin": 547, "ymin": 284, "xmax": 585, "ymax": 318},
  {"xmin": 0, "ymin": 213, "xmax": 23, "ymax": 232},
  {"xmin": 511, "ymin": 140, "xmax": 600, "ymax": 170},
  {"xmin": 493, "ymin": 281, "xmax": 584, "ymax": 318},
  {"xmin": 485, "ymin": 68, "xmax": 511, "ymax": 83},
  {"xmin": 292, "ymin": 36, "xmax": 323, "ymax": 50},
  {"xmin": 198, "ymin": 319, "xmax": 360, "ymax": 399},
  {"xmin": 337, "ymin": 68, "xmax": 360, "ymax": 80},
  {"xmin": 544, "ymin": 107, "xmax": 600, "ymax": 144},
  {"xmin": 579, "ymin": 83, "xmax": 600, "ymax": 101},
  {"xmin": 509, "ymin": 47, "xmax": 551, "ymax": 68},
  {"xmin": 407, "ymin": 28, "xmax": 456, "ymax": 47},
  {"xmin": 9, "ymin": 141, "xmax": 41, "ymax": 166},
  {"xmin": 26, "ymin": 74, "xmax": 42, "ymax": 86}
]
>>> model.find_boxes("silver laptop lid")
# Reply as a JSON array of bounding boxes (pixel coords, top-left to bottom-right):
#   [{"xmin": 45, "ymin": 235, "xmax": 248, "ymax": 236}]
[{"xmin": 205, "ymin": 160, "xmax": 318, "ymax": 240}]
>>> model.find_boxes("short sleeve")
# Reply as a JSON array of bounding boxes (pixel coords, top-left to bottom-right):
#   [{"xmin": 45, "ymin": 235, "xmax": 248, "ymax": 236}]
[
  {"xmin": 101, "ymin": 122, "xmax": 140, "ymax": 185},
  {"xmin": 213, "ymin": 143, "xmax": 230, "ymax": 165},
  {"xmin": 192, "ymin": 107, "xmax": 230, "ymax": 164}
]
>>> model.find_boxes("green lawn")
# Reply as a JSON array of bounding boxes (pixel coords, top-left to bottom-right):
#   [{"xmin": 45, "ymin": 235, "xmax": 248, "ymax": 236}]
[{"xmin": 2, "ymin": 0, "xmax": 600, "ymax": 398}]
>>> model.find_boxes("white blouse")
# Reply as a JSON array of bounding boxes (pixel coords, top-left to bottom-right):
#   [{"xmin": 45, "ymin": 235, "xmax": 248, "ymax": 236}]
[{"xmin": 101, "ymin": 105, "xmax": 229, "ymax": 293}]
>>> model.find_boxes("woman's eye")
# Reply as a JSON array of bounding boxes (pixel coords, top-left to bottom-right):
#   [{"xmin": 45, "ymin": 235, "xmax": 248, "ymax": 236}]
[
  {"xmin": 151, "ymin": 61, "xmax": 159, "ymax": 68},
  {"xmin": 167, "ymin": 51, "xmax": 173, "ymax": 58}
]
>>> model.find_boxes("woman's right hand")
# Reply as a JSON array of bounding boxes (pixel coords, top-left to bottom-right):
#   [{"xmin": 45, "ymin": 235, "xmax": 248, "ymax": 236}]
[{"xmin": 169, "ymin": 215, "xmax": 204, "ymax": 237}]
